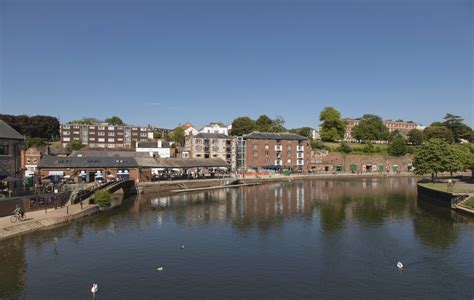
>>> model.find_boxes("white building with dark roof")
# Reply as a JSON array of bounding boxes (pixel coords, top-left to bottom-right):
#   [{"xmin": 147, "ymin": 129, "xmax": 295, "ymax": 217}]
[{"xmin": 135, "ymin": 140, "xmax": 171, "ymax": 158}]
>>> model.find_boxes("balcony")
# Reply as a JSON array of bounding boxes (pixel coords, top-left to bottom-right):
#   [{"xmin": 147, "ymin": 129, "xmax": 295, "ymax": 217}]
[
  {"xmin": 297, "ymin": 146, "xmax": 304, "ymax": 151},
  {"xmin": 274, "ymin": 160, "xmax": 282, "ymax": 166},
  {"xmin": 297, "ymin": 159, "xmax": 304, "ymax": 166},
  {"xmin": 297, "ymin": 153, "xmax": 304, "ymax": 159},
  {"xmin": 275, "ymin": 145, "xmax": 283, "ymax": 151}
]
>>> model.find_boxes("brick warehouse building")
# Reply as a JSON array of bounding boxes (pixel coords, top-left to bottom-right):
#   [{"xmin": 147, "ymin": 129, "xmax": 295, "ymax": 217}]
[
  {"xmin": 0, "ymin": 120, "xmax": 25, "ymax": 178},
  {"xmin": 60, "ymin": 123, "xmax": 154, "ymax": 149},
  {"xmin": 310, "ymin": 151, "xmax": 413, "ymax": 173},
  {"xmin": 243, "ymin": 132, "xmax": 311, "ymax": 172}
]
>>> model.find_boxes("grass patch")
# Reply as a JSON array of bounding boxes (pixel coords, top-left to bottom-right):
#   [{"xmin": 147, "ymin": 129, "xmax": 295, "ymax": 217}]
[
  {"xmin": 419, "ymin": 182, "xmax": 474, "ymax": 194},
  {"xmin": 323, "ymin": 142, "xmax": 388, "ymax": 155},
  {"xmin": 462, "ymin": 197, "xmax": 474, "ymax": 209}
]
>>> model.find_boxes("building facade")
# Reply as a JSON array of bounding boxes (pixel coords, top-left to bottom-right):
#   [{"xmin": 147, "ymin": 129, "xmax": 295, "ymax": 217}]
[
  {"xmin": 243, "ymin": 132, "xmax": 310, "ymax": 171},
  {"xmin": 182, "ymin": 133, "xmax": 236, "ymax": 170},
  {"xmin": 199, "ymin": 122, "xmax": 229, "ymax": 135},
  {"xmin": 0, "ymin": 120, "xmax": 25, "ymax": 178},
  {"xmin": 343, "ymin": 119, "xmax": 418, "ymax": 141},
  {"xmin": 23, "ymin": 146, "xmax": 48, "ymax": 177},
  {"xmin": 135, "ymin": 140, "xmax": 171, "ymax": 158},
  {"xmin": 60, "ymin": 123, "xmax": 154, "ymax": 149}
]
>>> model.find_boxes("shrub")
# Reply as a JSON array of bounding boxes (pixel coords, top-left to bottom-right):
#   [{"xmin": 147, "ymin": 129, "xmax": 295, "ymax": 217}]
[
  {"xmin": 337, "ymin": 142, "xmax": 352, "ymax": 153},
  {"xmin": 95, "ymin": 190, "xmax": 112, "ymax": 209}
]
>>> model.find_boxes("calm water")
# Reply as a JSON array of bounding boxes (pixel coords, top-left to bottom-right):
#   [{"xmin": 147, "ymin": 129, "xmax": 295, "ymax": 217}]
[{"xmin": 1, "ymin": 177, "xmax": 473, "ymax": 299}]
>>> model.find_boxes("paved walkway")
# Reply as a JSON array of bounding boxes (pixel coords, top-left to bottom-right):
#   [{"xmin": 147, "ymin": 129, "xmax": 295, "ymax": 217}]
[{"xmin": 0, "ymin": 203, "xmax": 99, "ymax": 240}]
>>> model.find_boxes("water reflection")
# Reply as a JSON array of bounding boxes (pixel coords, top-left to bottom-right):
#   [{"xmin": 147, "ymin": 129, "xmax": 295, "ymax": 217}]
[{"xmin": 1, "ymin": 177, "xmax": 472, "ymax": 299}]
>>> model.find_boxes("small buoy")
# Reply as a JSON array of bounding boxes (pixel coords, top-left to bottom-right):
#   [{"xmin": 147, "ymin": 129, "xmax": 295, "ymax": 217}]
[
  {"xmin": 157, "ymin": 267, "xmax": 164, "ymax": 271},
  {"xmin": 397, "ymin": 262, "xmax": 404, "ymax": 269},
  {"xmin": 91, "ymin": 283, "xmax": 98, "ymax": 294},
  {"xmin": 181, "ymin": 245, "xmax": 184, "ymax": 249}
]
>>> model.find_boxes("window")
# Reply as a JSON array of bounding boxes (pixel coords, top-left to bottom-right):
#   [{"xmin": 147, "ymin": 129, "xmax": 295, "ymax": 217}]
[
  {"xmin": 253, "ymin": 159, "xmax": 257, "ymax": 164},
  {"xmin": 89, "ymin": 138, "xmax": 96, "ymax": 141},
  {"xmin": 98, "ymin": 138, "xmax": 105, "ymax": 142},
  {"xmin": 98, "ymin": 126, "xmax": 105, "ymax": 130},
  {"xmin": 108, "ymin": 138, "xmax": 115, "ymax": 142},
  {"xmin": 63, "ymin": 137, "xmax": 70, "ymax": 142},
  {"xmin": 63, "ymin": 125, "xmax": 70, "ymax": 129},
  {"xmin": 265, "ymin": 144, "xmax": 269, "ymax": 150},
  {"xmin": 287, "ymin": 159, "xmax": 292, "ymax": 164},
  {"xmin": 108, "ymin": 132, "xmax": 115, "ymax": 136},
  {"xmin": 89, "ymin": 126, "xmax": 96, "ymax": 130},
  {"xmin": 108, "ymin": 126, "xmax": 115, "ymax": 130},
  {"xmin": 253, "ymin": 144, "xmax": 257, "ymax": 150},
  {"xmin": 74, "ymin": 137, "xmax": 80, "ymax": 140},
  {"xmin": 97, "ymin": 143, "xmax": 105, "ymax": 148},
  {"xmin": 63, "ymin": 131, "xmax": 70, "ymax": 135},
  {"xmin": 253, "ymin": 150, "xmax": 258, "ymax": 157},
  {"xmin": 117, "ymin": 131, "xmax": 123, "ymax": 135},
  {"xmin": 265, "ymin": 158, "xmax": 270, "ymax": 164},
  {"xmin": 288, "ymin": 145, "xmax": 292, "ymax": 150},
  {"xmin": 265, "ymin": 151, "xmax": 269, "ymax": 156},
  {"xmin": 140, "ymin": 133, "xmax": 147, "ymax": 137},
  {"xmin": 98, "ymin": 132, "xmax": 105, "ymax": 136},
  {"xmin": 73, "ymin": 131, "xmax": 80, "ymax": 134},
  {"xmin": 73, "ymin": 125, "xmax": 80, "ymax": 129},
  {"xmin": 117, "ymin": 138, "xmax": 123, "ymax": 142},
  {"xmin": 108, "ymin": 144, "xmax": 115, "ymax": 148}
]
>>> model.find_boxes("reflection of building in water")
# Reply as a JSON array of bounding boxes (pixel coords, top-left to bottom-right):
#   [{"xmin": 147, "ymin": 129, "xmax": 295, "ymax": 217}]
[
  {"xmin": 144, "ymin": 178, "xmax": 418, "ymax": 232},
  {"xmin": 0, "ymin": 237, "xmax": 26, "ymax": 299}
]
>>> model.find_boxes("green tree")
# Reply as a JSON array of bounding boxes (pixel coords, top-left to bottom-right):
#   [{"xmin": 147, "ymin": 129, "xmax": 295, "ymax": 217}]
[
  {"xmin": 413, "ymin": 139, "xmax": 453, "ymax": 181},
  {"xmin": 169, "ymin": 127, "xmax": 185, "ymax": 146},
  {"xmin": 289, "ymin": 127, "xmax": 313, "ymax": 139},
  {"xmin": 153, "ymin": 131, "xmax": 162, "ymax": 139},
  {"xmin": 352, "ymin": 114, "xmax": 389, "ymax": 141},
  {"xmin": 255, "ymin": 115, "xmax": 273, "ymax": 132},
  {"xmin": 337, "ymin": 142, "xmax": 352, "ymax": 153},
  {"xmin": 362, "ymin": 141, "xmax": 377, "ymax": 154},
  {"xmin": 407, "ymin": 129, "xmax": 424, "ymax": 145},
  {"xmin": 319, "ymin": 107, "xmax": 347, "ymax": 142},
  {"xmin": 25, "ymin": 137, "xmax": 47, "ymax": 149},
  {"xmin": 0, "ymin": 114, "xmax": 60, "ymax": 140},
  {"xmin": 424, "ymin": 125, "xmax": 454, "ymax": 143},
  {"xmin": 311, "ymin": 139, "xmax": 328, "ymax": 150},
  {"xmin": 68, "ymin": 117, "xmax": 101, "ymax": 125},
  {"xmin": 387, "ymin": 134, "xmax": 407, "ymax": 156},
  {"xmin": 388, "ymin": 130, "xmax": 402, "ymax": 142},
  {"xmin": 65, "ymin": 140, "xmax": 85, "ymax": 152},
  {"xmin": 231, "ymin": 116, "xmax": 256, "ymax": 136},
  {"xmin": 446, "ymin": 145, "xmax": 470, "ymax": 176},
  {"xmin": 443, "ymin": 113, "xmax": 472, "ymax": 143},
  {"xmin": 104, "ymin": 116, "xmax": 125, "ymax": 125},
  {"xmin": 271, "ymin": 116, "xmax": 286, "ymax": 132},
  {"xmin": 94, "ymin": 190, "xmax": 112, "ymax": 209}
]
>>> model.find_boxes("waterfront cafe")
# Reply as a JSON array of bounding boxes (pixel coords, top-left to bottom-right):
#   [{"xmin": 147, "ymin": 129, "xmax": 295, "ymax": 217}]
[{"xmin": 37, "ymin": 155, "xmax": 231, "ymax": 183}]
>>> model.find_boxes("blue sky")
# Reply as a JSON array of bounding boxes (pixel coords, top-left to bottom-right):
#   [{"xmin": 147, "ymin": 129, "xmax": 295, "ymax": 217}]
[{"xmin": 1, "ymin": 0, "xmax": 472, "ymax": 129}]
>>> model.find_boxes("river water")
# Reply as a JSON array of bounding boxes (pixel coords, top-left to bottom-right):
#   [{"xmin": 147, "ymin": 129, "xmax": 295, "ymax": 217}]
[{"xmin": 1, "ymin": 177, "xmax": 473, "ymax": 299}]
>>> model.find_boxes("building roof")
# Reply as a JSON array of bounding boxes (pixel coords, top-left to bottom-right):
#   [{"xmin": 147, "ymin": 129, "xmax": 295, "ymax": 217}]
[
  {"xmin": 49, "ymin": 147, "xmax": 71, "ymax": 155},
  {"xmin": 135, "ymin": 157, "xmax": 230, "ymax": 168},
  {"xmin": 69, "ymin": 150, "xmax": 149, "ymax": 158},
  {"xmin": 0, "ymin": 120, "xmax": 24, "ymax": 140},
  {"xmin": 38, "ymin": 156, "xmax": 139, "ymax": 168},
  {"xmin": 243, "ymin": 131, "xmax": 308, "ymax": 141},
  {"xmin": 136, "ymin": 141, "xmax": 171, "ymax": 148},
  {"xmin": 193, "ymin": 133, "xmax": 233, "ymax": 139},
  {"xmin": 38, "ymin": 156, "xmax": 230, "ymax": 169}
]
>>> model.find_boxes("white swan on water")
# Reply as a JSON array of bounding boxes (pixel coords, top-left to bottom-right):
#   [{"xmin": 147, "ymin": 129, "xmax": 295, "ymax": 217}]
[
  {"xmin": 397, "ymin": 262, "xmax": 404, "ymax": 269},
  {"xmin": 157, "ymin": 266, "xmax": 164, "ymax": 271},
  {"xmin": 91, "ymin": 283, "xmax": 98, "ymax": 294}
]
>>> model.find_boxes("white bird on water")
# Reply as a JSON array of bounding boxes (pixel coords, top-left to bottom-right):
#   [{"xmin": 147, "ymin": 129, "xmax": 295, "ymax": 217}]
[
  {"xmin": 397, "ymin": 262, "xmax": 404, "ymax": 269},
  {"xmin": 91, "ymin": 283, "xmax": 98, "ymax": 296},
  {"xmin": 157, "ymin": 266, "xmax": 164, "ymax": 271}
]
